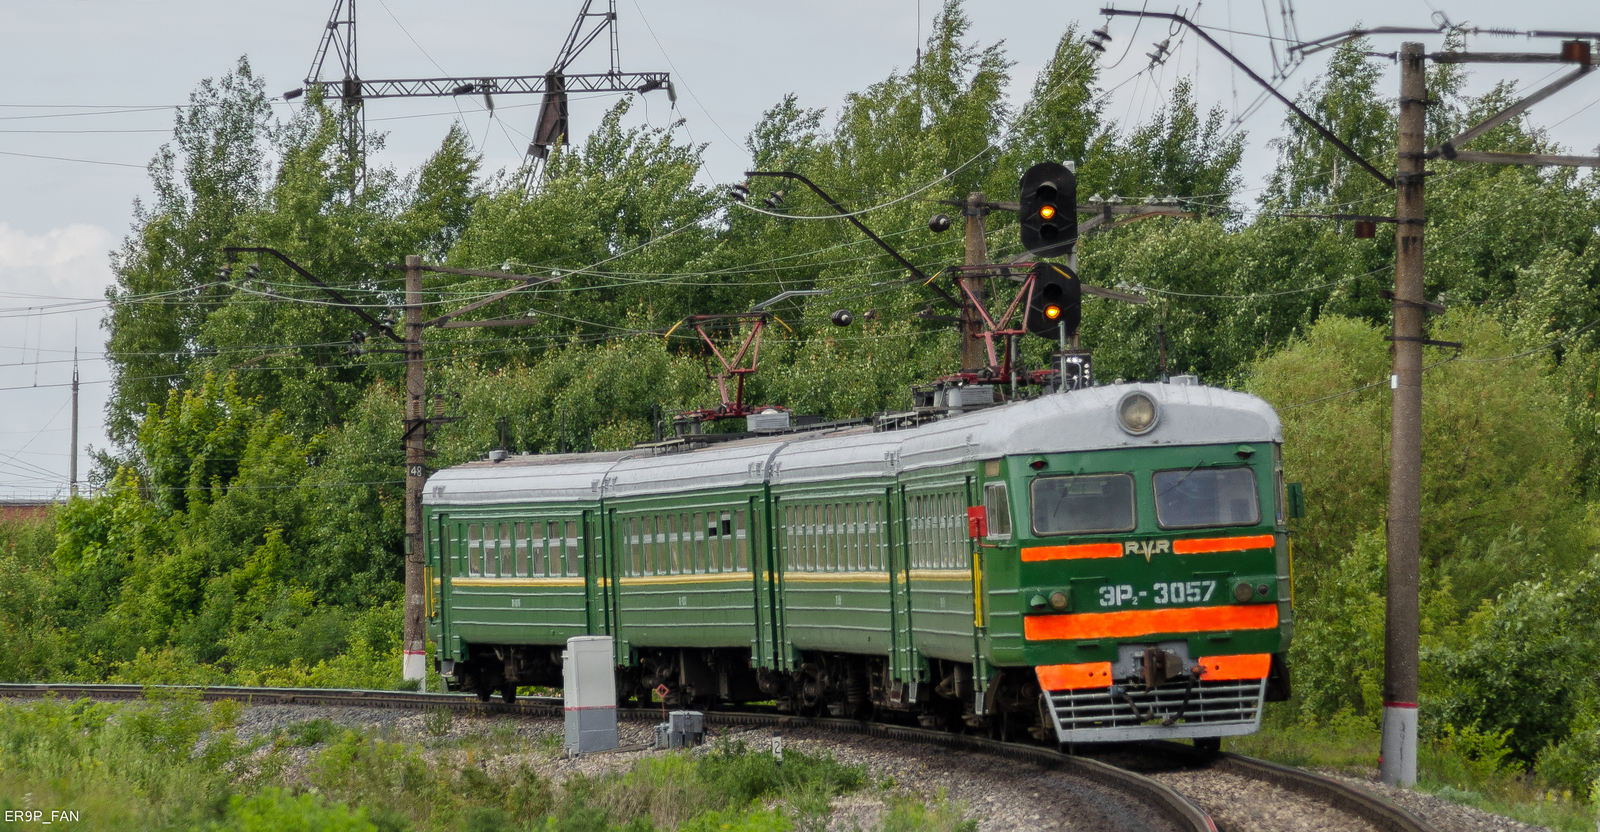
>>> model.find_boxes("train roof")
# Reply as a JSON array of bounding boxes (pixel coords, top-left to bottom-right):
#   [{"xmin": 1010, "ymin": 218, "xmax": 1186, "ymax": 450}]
[{"xmin": 423, "ymin": 382, "xmax": 1281, "ymax": 507}]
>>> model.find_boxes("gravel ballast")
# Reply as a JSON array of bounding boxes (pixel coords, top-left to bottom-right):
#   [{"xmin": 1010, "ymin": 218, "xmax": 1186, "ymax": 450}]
[
  {"xmin": 1149, "ymin": 766, "xmax": 1375, "ymax": 832},
  {"xmin": 222, "ymin": 704, "xmax": 1186, "ymax": 831},
  {"xmin": 1317, "ymin": 771, "xmax": 1556, "ymax": 832},
  {"xmin": 14, "ymin": 695, "xmax": 1562, "ymax": 832}
]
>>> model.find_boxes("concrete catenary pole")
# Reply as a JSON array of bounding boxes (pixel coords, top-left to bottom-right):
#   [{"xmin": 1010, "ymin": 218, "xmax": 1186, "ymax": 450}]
[
  {"xmin": 69, "ymin": 345, "xmax": 79, "ymax": 497},
  {"xmin": 961, "ymin": 192, "xmax": 989, "ymax": 371},
  {"xmin": 403, "ymin": 254, "xmax": 427, "ymax": 685},
  {"xmin": 1381, "ymin": 41, "xmax": 1426, "ymax": 788}
]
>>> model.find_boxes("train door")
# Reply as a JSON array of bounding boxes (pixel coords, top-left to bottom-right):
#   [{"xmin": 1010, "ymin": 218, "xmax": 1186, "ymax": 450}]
[
  {"xmin": 888, "ymin": 485, "xmax": 916, "ymax": 685},
  {"xmin": 767, "ymin": 493, "xmax": 796, "ymax": 672},
  {"xmin": 751, "ymin": 494, "xmax": 779, "ymax": 670},
  {"xmin": 430, "ymin": 513, "xmax": 451, "ymax": 662},
  {"xmin": 441, "ymin": 516, "xmax": 463, "ymax": 662},
  {"xmin": 583, "ymin": 509, "xmax": 607, "ymax": 635},
  {"xmin": 601, "ymin": 509, "xmax": 621, "ymax": 648},
  {"xmin": 965, "ymin": 474, "xmax": 991, "ymax": 715}
]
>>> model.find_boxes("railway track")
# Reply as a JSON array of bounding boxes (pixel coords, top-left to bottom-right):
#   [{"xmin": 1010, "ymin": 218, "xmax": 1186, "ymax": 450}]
[{"xmin": 0, "ymin": 684, "xmax": 1437, "ymax": 832}]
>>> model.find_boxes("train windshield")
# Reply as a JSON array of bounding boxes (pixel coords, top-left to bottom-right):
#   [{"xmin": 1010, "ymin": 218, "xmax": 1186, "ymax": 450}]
[
  {"xmin": 1030, "ymin": 474, "xmax": 1136, "ymax": 535},
  {"xmin": 1153, "ymin": 467, "xmax": 1260, "ymax": 528}
]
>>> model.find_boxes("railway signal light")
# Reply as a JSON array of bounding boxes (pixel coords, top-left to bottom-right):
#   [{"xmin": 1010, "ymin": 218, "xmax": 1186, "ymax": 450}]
[
  {"xmin": 1019, "ymin": 162, "xmax": 1077, "ymax": 258},
  {"xmin": 1025, "ymin": 261, "xmax": 1081, "ymax": 340}
]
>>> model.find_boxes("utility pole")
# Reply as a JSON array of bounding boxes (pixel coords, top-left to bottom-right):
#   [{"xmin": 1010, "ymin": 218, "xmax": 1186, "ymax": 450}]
[
  {"xmin": 402, "ymin": 255, "xmax": 427, "ymax": 686},
  {"xmin": 1377, "ymin": 36, "xmax": 1599, "ymax": 789},
  {"xmin": 961, "ymin": 192, "xmax": 989, "ymax": 371},
  {"xmin": 1095, "ymin": 9, "xmax": 1600, "ymax": 791},
  {"xmin": 69, "ymin": 345, "xmax": 78, "ymax": 498},
  {"xmin": 1381, "ymin": 41, "xmax": 1427, "ymax": 788},
  {"xmin": 224, "ymin": 245, "xmax": 554, "ymax": 687}
]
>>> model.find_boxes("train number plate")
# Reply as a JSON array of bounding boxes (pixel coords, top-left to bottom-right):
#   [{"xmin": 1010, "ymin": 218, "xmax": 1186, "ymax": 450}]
[{"xmin": 1098, "ymin": 580, "xmax": 1217, "ymax": 608}]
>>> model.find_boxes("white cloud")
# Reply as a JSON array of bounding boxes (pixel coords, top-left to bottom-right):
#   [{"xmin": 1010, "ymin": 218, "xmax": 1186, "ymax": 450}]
[
  {"xmin": 0, "ymin": 223, "xmax": 118, "ymax": 498},
  {"xmin": 0, "ymin": 222, "xmax": 118, "ymax": 300}
]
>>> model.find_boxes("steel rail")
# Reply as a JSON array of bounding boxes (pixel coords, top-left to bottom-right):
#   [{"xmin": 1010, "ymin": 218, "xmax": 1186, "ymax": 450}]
[
  {"xmin": 1136, "ymin": 740, "xmax": 1439, "ymax": 832},
  {"xmin": 0, "ymin": 683, "xmax": 1213, "ymax": 832}
]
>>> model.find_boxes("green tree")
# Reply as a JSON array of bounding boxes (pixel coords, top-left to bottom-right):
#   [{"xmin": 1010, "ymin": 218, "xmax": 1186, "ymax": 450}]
[
  {"xmin": 1263, "ymin": 39, "xmax": 1393, "ymax": 211},
  {"xmin": 105, "ymin": 57, "xmax": 272, "ymax": 445}
]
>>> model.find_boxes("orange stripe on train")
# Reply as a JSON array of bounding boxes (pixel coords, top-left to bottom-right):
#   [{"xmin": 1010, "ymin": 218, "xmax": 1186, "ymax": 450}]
[
  {"xmin": 1021, "ymin": 542, "xmax": 1123, "ymax": 562},
  {"xmin": 1024, "ymin": 535, "xmax": 1276, "ymax": 562},
  {"xmin": 1172, "ymin": 534, "xmax": 1276, "ymax": 554},
  {"xmin": 1196, "ymin": 653, "xmax": 1272, "ymax": 681},
  {"xmin": 1033, "ymin": 654, "xmax": 1271, "ymax": 691},
  {"xmin": 1035, "ymin": 662, "xmax": 1113, "ymax": 691},
  {"xmin": 1024, "ymin": 604, "xmax": 1278, "ymax": 641}
]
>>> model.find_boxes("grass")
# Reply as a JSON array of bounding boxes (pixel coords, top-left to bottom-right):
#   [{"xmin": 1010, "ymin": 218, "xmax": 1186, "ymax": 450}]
[
  {"xmin": 0, "ymin": 694, "xmax": 958, "ymax": 832},
  {"xmin": 1230, "ymin": 706, "xmax": 1600, "ymax": 832}
]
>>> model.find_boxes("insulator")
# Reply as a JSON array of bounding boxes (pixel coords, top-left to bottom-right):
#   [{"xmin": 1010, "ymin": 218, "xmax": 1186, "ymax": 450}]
[{"xmin": 928, "ymin": 214, "xmax": 952, "ymax": 232}]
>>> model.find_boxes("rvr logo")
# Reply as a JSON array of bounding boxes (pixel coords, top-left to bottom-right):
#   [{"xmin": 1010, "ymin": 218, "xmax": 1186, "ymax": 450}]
[{"xmin": 1124, "ymin": 540, "xmax": 1172, "ymax": 562}]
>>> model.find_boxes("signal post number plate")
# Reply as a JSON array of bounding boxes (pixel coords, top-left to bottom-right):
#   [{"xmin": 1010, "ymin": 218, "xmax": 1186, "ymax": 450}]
[{"xmin": 1098, "ymin": 580, "xmax": 1218, "ymax": 608}]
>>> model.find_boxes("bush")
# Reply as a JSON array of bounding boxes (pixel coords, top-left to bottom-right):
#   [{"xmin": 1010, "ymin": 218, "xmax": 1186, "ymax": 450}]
[
  {"xmin": 699, "ymin": 740, "xmax": 867, "ymax": 806},
  {"xmin": 221, "ymin": 789, "xmax": 375, "ymax": 832},
  {"xmin": 1536, "ymin": 703, "xmax": 1600, "ymax": 799},
  {"xmin": 879, "ymin": 791, "xmax": 975, "ymax": 832},
  {"xmin": 1427, "ymin": 563, "xmax": 1600, "ymax": 762}
]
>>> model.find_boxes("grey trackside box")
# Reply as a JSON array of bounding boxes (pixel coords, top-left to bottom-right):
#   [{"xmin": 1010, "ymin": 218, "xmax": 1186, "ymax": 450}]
[
  {"xmin": 563, "ymin": 636, "xmax": 618, "ymax": 755},
  {"xmin": 654, "ymin": 710, "xmax": 705, "ymax": 749}
]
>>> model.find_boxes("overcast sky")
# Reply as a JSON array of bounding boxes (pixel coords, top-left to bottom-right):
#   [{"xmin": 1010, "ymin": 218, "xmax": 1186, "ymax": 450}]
[{"xmin": 1, "ymin": 0, "xmax": 1595, "ymax": 498}]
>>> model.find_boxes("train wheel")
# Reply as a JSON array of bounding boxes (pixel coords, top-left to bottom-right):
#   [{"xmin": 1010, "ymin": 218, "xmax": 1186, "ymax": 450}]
[
  {"xmin": 1194, "ymin": 737, "xmax": 1221, "ymax": 754},
  {"xmin": 476, "ymin": 666, "xmax": 502, "ymax": 703},
  {"xmin": 501, "ymin": 684, "xmax": 518, "ymax": 705}
]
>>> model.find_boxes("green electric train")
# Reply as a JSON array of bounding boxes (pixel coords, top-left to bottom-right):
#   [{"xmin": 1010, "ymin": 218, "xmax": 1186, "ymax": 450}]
[{"xmin": 423, "ymin": 378, "xmax": 1293, "ymax": 744}]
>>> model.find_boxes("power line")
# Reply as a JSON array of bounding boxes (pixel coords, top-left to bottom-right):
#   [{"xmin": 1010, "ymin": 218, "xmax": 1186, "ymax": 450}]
[{"xmin": 0, "ymin": 149, "xmax": 144, "ymax": 169}]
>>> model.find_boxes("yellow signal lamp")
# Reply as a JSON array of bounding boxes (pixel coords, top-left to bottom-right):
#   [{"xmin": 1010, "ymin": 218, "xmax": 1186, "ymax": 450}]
[
  {"xmin": 1038, "ymin": 204, "xmax": 1057, "ymax": 221},
  {"xmin": 1044, "ymin": 304, "xmax": 1063, "ymax": 321}
]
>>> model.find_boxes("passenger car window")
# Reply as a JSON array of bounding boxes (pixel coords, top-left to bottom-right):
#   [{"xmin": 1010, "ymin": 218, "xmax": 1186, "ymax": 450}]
[
  {"xmin": 1030, "ymin": 474, "xmax": 1136, "ymax": 535},
  {"xmin": 1153, "ymin": 467, "xmax": 1260, "ymax": 529},
  {"xmin": 983, "ymin": 482, "xmax": 1012, "ymax": 539}
]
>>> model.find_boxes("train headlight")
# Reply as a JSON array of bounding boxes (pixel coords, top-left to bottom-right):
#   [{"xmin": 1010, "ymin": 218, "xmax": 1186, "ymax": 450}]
[
  {"xmin": 1117, "ymin": 391, "xmax": 1159, "ymax": 435},
  {"xmin": 1233, "ymin": 582, "xmax": 1254, "ymax": 602},
  {"xmin": 1049, "ymin": 590, "xmax": 1069, "ymax": 611}
]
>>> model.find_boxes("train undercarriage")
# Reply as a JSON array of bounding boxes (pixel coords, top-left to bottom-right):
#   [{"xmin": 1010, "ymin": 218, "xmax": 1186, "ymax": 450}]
[
  {"xmin": 446, "ymin": 641, "xmax": 1287, "ymax": 748},
  {"xmin": 446, "ymin": 645, "xmax": 1054, "ymax": 741}
]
